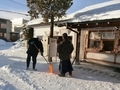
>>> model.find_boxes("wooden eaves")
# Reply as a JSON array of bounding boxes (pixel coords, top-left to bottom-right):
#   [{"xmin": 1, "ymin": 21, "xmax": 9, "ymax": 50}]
[{"xmin": 66, "ymin": 18, "xmax": 120, "ymax": 29}]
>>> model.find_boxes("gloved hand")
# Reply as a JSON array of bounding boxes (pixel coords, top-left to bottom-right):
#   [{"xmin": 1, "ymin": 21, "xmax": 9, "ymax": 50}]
[
  {"xmin": 41, "ymin": 53, "xmax": 43, "ymax": 56},
  {"xmin": 30, "ymin": 41, "xmax": 34, "ymax": 45}
]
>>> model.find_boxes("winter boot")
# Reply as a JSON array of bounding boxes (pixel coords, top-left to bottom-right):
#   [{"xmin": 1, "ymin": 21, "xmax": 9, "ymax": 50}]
[
  {"xmin": 58, "ymin": 73, "xmax": 65, "ymax": 77},
  {"xmin": 33, "ymin": 68, "xmax": 37, "ymax": 71},
  {"xmin": 69, "ymin": 71, "xmax": 72, "ymax": 76},
  {"xmin": 26, "ymin": 67, "xmax": 29, "ymax": 70}
]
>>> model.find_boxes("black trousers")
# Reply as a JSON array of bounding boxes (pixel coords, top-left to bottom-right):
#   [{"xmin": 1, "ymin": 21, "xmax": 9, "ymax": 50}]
[
  {"xmin": 26, "ymin": 54, "xmax": 38, "ymax": 69},
  {"xmin": 59, "ymin": 59, "xmax": 73, "ymax": 74}
]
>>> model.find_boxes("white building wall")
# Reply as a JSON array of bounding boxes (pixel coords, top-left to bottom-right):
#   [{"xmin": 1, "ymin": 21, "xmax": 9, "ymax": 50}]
[
  {"xmin": 86, "ymin": 52, "xmax": 115, "ymax": 62},
  {"xmin": 33, "ymin": 25, "xmax": 60, "ymax": 37},
  {"xmin": 11, "ymin": 18, "xmax": 28, "ymax": 32},
  {"xmin": 12, "ymin": 18, "xmax": 23, "ymax": 25},
  {"xmin": 116, "ymin": 55, "xmax": 120, "ymax": 63},
  {"xmin": 32, "ymin": 25, "xmax": 76, "ymax": 57}
]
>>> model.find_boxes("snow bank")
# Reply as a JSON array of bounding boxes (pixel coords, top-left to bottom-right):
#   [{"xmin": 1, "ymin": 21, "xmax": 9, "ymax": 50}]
[
  {"xmin": 10, "ymin": 41, "xmax": 22, "ymax": 49},
  {"xmin": 0, "ymin": 42, "xmax": 120, "ymax": 90},
  {"xmin": 0, "ymin": 39, "xmax": 6, "ymax": 45}
]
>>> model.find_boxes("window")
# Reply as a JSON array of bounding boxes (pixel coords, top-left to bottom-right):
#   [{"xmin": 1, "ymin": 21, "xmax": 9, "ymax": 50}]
[
  {"xmin": 88, "ymin": 40, "xmax": 100, "ymax": 48},
  {"xmin": 1, "ymin": 23, "xmax": 6, "ymax": 29},
  {"xmin": 102, "ymin": 41, "xmax": 114, "ymax": 51},
  {"xmin": 4, "ymin": 33, "xmax": 6, "ymax": 38},
  {"xmin": 87, "ymin": 31, "xmax": 115, "ymax": 52},
  {"xmin": 0, "ymin": 33, "xmax": 2, "ymax": 37}
]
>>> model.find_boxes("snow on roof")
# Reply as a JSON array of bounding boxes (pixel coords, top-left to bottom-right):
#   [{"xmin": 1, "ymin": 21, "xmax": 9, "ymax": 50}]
[
  {"xmin": 65, "ymin": 0, "xmax": 120, "ymax": 22},
  {"xmin": 26, "ymin": 0, "xmax": 120, "ymax": 26},
  {"xmin": 26, "ymin": 18, "xmax": 43, "ymax": 26}
]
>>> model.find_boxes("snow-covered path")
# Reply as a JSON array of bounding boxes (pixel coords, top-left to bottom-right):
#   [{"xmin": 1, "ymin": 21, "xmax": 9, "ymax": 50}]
[{"xmin": 0, "ymin": 43, "xmax": 120, "ymax": 90}]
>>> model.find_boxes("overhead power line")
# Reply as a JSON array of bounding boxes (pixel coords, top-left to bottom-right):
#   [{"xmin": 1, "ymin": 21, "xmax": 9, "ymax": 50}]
[
  {"xmin": 0, "ymin": 9, "xmax": 29, "ymax": 16},
  {"xmin": 10, "ymin": 0, "xmax": 27, "ymax": 6},
  {"xmin": 0, "ymin": 0, "xmax": 27, "ymax": 8},
  {"xmin": 0, "ymin": 0, "xmax": 28, "ymax": 11}
]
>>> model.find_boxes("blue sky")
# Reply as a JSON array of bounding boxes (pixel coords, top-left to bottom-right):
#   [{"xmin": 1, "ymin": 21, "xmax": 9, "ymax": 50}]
[
  {"xmin": 0, "ymin": 0, "xmax": 28, "ymax": 13},
  {"xmin": 0, "ymin": 0, "xmax": 110, "ymax": 13},
  {"xmin": 0, "ymin": 0, "xmax": 111, "ymax": 20}
]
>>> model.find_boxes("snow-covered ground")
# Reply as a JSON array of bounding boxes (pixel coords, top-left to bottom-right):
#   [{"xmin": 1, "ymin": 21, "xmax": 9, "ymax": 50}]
[
  {"xmin": 0, "ymin": 40, "xmax": 120, "ymax": 90},
  {"xmin": 0, "ymin": 0, "xmax": 120, "ymax": 89}
]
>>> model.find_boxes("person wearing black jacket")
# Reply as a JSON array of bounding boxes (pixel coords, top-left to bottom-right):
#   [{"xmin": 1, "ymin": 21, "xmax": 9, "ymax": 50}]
[
  {"xmin": 26, "ymin": 36, "xmax": 44, "ymax": 70},
  {"xmin": 57, "ymin": 33, "xmax": 74, "ymax": 77}
]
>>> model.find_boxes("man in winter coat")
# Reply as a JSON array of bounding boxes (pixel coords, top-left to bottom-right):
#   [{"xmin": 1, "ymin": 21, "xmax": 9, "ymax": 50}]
[
  {"xmin": 57, "ymin": 33, "xmax": 74, "ymax": 77},
  {"xmin": 26, "ymin": 36, "xmax": 44, "ymax": 70}
]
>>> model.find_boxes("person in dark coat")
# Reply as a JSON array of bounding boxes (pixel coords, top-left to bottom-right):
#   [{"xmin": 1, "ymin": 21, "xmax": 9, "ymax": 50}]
[
  {"xmin": 26, "ymin": 36, "xmax": 44, "ymax": 70},
  {"xmin": 57, "ymin": 33, "xmax": 74, "ymax": 77}
]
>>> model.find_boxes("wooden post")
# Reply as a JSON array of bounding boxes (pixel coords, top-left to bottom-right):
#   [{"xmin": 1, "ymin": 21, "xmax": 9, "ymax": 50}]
[
  {"xmin": 114, "ymin": 27, "xmax": 119, "ymax": 64},
  {"xmin": 48, "ymin": 13, "xmax": 54, "ymax": 62},
  {"xmin": 75, "ymin": 28, "xmax": 81, "ymax": 65}
]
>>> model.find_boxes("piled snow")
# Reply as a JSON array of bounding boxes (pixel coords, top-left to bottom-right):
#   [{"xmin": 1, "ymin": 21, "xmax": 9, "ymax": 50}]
[
  {"xmin": 0, "ymin": 39, "xmax": 6, "ymax": 45},
  {"xmin": 10, "ymin": 42, "xmax": 22, "ymax": 49},
  {"xmin": 0, "ymin": 42, "xmax": 120, "ymax": 90}
]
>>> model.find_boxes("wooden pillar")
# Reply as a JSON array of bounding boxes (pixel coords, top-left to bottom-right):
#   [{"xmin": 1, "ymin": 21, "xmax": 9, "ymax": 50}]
[
  {"xmin": 114, "ymin": 27, "xmax": 119, "ymax": 64},
  {"xmin": 75, "ymin": 28, "xmax": 81, "ymax": 65}
]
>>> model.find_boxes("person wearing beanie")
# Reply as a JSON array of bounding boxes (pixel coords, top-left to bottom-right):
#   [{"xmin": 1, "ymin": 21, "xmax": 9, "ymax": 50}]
[{"xmin": 26, "ymin": 36, "xmax": 44, "ymax": 70}]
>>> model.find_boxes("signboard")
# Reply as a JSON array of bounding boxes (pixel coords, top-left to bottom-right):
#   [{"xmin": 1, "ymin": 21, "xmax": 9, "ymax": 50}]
[
  {"xmin": 49, "ymin": 38, "xmax": 57, "ymax": 57},
  {"xmin": 90, "ymin": 32, "xmax": 115, "ymax": 39},
  {"xmin": 102, "ymin": 32, "xmax": 115, "ymax": 39}
]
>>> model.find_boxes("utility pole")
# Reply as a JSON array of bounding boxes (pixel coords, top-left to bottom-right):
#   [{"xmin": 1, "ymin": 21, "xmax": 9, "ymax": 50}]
[{"xmin": 48, "ymin": 13, "xmax": 54, "ymax": 62}]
